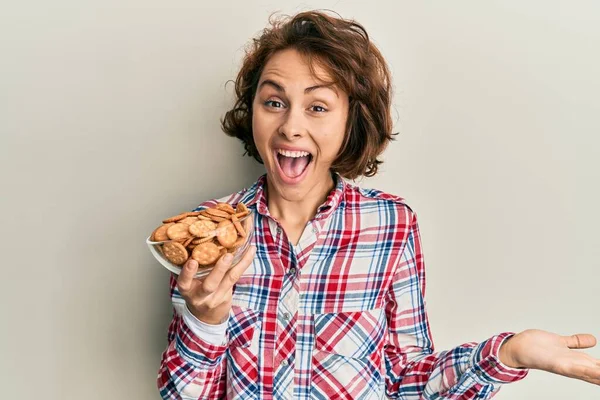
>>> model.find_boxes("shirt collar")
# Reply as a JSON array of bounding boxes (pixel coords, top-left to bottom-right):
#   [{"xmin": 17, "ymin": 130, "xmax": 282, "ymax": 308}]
[{"xmin": 248, "ymin": 170, "xmax": 346, "ymax": 221}]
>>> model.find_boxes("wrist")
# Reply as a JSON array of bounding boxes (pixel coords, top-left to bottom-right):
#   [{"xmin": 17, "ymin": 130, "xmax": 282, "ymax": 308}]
[
  {"xmin": 498, "ymin": 335, "xmax": 523, "ymax": 369},
  {"xmin": 187, "ymin": 303, "xmax": 229, "ymax": 325}
]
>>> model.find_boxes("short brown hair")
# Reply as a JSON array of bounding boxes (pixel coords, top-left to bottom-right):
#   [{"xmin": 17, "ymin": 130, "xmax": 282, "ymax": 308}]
[{"xmin": 221, "ymin": 10, "xmax": 397, "ymax": 179}]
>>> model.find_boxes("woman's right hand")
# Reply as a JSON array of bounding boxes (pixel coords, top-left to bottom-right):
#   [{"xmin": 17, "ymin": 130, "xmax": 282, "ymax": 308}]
[{"xmin": 177, "ymin": 245, "xmax": 257, "ymax": 325}]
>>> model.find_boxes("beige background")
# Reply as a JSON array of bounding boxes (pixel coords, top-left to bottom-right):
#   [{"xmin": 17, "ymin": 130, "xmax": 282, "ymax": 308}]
[{"xmin": 1, "ymin": 1, "xmax": 599, "ymax": 399}]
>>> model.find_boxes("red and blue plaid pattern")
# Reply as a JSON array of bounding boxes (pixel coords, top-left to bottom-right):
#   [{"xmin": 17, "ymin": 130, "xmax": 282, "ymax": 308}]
[{"xmin": 157, "ymin": 173, "xmax": 529, "ymax": 399}]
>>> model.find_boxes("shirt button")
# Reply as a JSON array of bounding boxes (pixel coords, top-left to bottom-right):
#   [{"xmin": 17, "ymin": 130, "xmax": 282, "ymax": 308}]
[
  {"xmin": 489, "ymin": 360, "xmax": 497, "ymax": 368},
  {"xmin": 289, "ymin": 267, "xmax": 296, "ymax": 275},
  {"xmin": 276, "ymin": 227, "xmax": 282, "ymax": 234},
  {"xmin": 282, "ymin": 312, "xmax": 290, "ymax": 321},
  {"xmin": 281, "ymin": 359, "xmax": 288, "ymax": 366},
  {"xmin": 312, "ymin": 226, "xmax": 318, "ymax": 234},
  {"xmin": 475, "ymin": 369, "xmax": 483, "ymax": 376}
]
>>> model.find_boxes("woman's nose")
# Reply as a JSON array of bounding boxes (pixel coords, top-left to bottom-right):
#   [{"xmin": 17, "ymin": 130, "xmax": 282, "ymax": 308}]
[{"xmin": 278, "ymin": 107, "xmax": 306, "ymax": 139}]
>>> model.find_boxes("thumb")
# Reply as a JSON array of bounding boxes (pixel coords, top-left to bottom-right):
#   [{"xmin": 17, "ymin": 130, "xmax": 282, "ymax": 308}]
[
  {"xmin": 563, "ymin": 333, "xmax": 597, "ymax": 349},
  {"xmin": 177, "ymin": 258, "xmax": 199, "ymax": 294}
]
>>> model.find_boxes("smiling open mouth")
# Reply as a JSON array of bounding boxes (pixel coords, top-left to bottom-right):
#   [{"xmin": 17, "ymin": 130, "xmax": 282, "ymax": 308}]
[{"xmin": 275, "ymin": 150, "xmax": 313, "ymax": 179}]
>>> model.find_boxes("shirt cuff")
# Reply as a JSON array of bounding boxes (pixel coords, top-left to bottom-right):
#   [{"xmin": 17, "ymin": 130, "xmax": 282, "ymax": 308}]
[
  {"xmin": 470, "ymin": 332, "xmax": 530, "ymax": 384},
  {"xmin": 182, "ymin": 303, "xmax": 229, "ymax": 346}
]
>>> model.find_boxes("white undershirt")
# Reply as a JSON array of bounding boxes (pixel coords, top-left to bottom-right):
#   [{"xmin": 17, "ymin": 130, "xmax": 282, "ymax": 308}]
[{"xmin": 182, "ymin": 303, "xmax": 228, "ymax": 345}]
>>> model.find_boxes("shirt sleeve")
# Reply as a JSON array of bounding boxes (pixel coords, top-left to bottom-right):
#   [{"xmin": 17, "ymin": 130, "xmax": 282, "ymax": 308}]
[
  {"xmin": 182, "ymin": 303, "xmax": 228, "ymax": 346},
  {"xmin": 384, "ymin": 209, "xmax": 530, "ymax": 399},
  {"xmin": 157, "ymin": 274, "xmax": 228, "ymax": 400}
]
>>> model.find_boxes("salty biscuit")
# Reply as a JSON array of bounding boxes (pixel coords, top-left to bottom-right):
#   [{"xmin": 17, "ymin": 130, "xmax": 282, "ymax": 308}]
[
  {"xmin": 231, "ymin": 214, "xmax": 246, "ymax": 237},
  {"xmin": 150, "ymin": 225, "xmax": 161, "ymax": 241},
  {"xmin": 216, "ymin": 220, "xmax": 237, "ymax": 248},
  {"xmin": 234, "ymin": 211, "xmax": 249, "ymax": 218},
  {"xmin": 192, "ymin": 236, "xmax": 215, "ymax": 245},
  {"xmin": 200, "ymin": 210, "xmax": 228, "ymax": 222},
  {"xmin": 216, "ymin": 203, "xmax": 236, "ymax": 214},
  {"xmin": 199, "ymin": 211, "xmax": 215, "ymax": 219},
  {"xmin": 179, "ymin": 216, "xmax": 200, "ymax": 225},
  {"xmin": 192, "ymin": 242, "xmax": 220, "ymax": 266},
  {"xmin": 205, "ymin": 208, "xmax": 231, "ymax": 219},
  {"xmin": 167, "ymin": 223, "xmax": 192, "ymax": 240},
  {"xmin": 189, "ymin": 220, "xmax": 217, "ymax": 237},
  {"xmin": 162, "ymin": 242, "xmax": 189, "ymax": 265},
  {"xmin": 162, "ymin": 211, "xmax": 201, "ymax": 223},
  {"xmin": 154, "ymin": 223, "xmax": 174, "ymax": 242},
  {"xmin": 236, "ymin": 202, "xmax": 248, "ymax": 214}
]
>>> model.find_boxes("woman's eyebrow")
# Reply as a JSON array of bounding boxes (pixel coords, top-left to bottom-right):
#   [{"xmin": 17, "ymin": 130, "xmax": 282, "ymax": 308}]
[{"xmin": 258, "ymin": 79, "xmax": 339, "ymax": 98}]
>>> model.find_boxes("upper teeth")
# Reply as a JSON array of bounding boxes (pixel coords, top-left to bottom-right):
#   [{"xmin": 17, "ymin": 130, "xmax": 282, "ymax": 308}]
[{"xmin": 277, "ymin": 149, "xmax": 310, "ymax": 158}]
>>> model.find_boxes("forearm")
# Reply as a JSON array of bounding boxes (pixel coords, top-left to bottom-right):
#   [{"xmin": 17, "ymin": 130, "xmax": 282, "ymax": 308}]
[
  {"xmin": 385, "ymin": 332, "xmax": 529, "ymax": 399},
  {"xmin": 498, "ymin": 334, "xmax": 524, "ymax": 369}
]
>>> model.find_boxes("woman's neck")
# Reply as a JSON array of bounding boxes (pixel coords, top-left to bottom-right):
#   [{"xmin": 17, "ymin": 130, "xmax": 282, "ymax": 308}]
[{"xmin": 266, "ymin": 171, "xmax": 335, "ymax": 226}]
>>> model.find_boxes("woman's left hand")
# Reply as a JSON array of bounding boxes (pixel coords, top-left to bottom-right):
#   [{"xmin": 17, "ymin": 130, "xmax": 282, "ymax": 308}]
[{"xmin": 499, "ymin": 329, "xmax": 600, "ymax": 386}]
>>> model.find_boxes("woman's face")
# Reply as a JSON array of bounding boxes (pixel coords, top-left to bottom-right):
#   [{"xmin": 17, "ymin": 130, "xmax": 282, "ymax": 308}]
[{"xmin": 252, "ymin": 48, "xmax": 349, "ymax": 202}]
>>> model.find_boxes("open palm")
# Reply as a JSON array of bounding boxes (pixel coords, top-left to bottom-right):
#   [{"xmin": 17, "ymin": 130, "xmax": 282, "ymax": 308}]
[{"xmin": 505, "ymin": 329, "xmax": 600, "ymax": 386}]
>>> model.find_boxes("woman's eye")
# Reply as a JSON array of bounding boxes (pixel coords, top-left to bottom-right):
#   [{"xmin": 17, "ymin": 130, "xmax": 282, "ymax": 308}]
[
  {"xmin": 263, "ymin": 100, "xmax": 327, "ymax": 113},
  {"xmin": 265, "ymin": 100, "xmax": 284, "ymax": 108}
]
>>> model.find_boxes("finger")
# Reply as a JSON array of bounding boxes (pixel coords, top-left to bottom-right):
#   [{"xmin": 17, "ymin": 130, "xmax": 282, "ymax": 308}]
[
  {"xmin": 177, "ymin": 259, "xmax": 199, "ymax": 294},
  {"xmin": 564, "ymin": 334, "xmax": 597, "ymax": 349},
  {"xmin": 200, "ymin": 252, "xmax": 236, "ymax": 294},
  {"xmin": 216, "ymin": 245, "xmax": 256, "ymax": 293}
]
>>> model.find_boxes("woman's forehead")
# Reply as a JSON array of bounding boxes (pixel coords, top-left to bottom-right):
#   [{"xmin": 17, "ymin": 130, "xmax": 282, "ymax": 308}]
[{"xmin": 260, "ymin": 49, "xmax": 336, "ymax": 87}]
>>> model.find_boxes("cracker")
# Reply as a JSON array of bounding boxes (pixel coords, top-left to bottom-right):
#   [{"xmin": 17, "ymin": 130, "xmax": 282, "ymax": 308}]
[
  {"xmin": 205, "ymin": 208, "xmax": 230, "ymax": 219},
  {"xmin": 216, "ymin": 203, "xmax": 236, "ymax": 214},
  {"xmin": 162, "ymin": 211, "xmax": 201, "ymax": 223},
  {"xmin": 200, "ymin": 210, "xmax": 228, "ymax": 222},
  {"xmin": 189, "ymin": 220, "xmax": 217, "ymax": 237},
  {"xmin": 230, "ymin": 214, "xmax": 246, "ymax": 237},
  {"xmin": 150, "ymin": 225, "xmax": 160, "ymax": 241},
  {"xmin": 216, "ymin": 220, "xmax": 237, "ymax": 248},
  {"xmin": 162, "ymin": 241, "xmax": 188, "ymax": 265},
  {"xmin": 236, "ymin": 202, "xmax": 248, "ymax": 213},
  {"xmin": 167, "ymin": 223, "xmax": 192, "ymax": 240},
  {"xmin": 192, "ymin": 235, "xmax": 215, "ymax": 245},
  {"xmin": 199, "ymin": 211, "xmax": 214, "ymax": 219},
  {"xmin": 192, "ymin": 242, "xmax": 220, "ymax": 266},
  {"xmin": 154, "ymin": 223, "xmax": 174, "ymax": 241},
  {"xmin": 179, "ymin": 216, "xmax": 200, "ymax": 225}
]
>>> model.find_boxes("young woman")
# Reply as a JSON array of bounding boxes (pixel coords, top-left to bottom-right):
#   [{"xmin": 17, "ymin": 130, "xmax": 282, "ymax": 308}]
[{"xmin": 157, "ymin": 10, "xmax": 600, "ymax": 399}]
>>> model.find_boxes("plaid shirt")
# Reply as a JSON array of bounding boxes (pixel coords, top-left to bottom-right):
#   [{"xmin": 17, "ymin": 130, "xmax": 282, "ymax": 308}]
[{"xmin": 157, "ymin": 172, "xmax": 529, "ymax": 399}]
